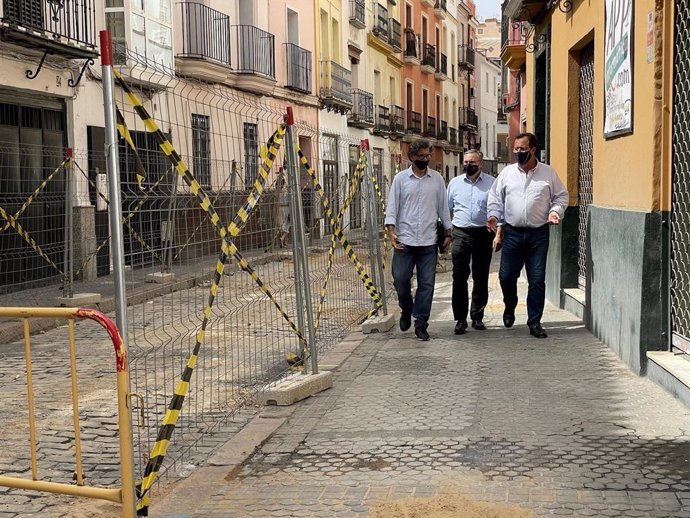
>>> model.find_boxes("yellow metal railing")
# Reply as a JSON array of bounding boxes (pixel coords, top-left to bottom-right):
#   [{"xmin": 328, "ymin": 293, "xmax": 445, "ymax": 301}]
[{"xmin": 0, "ymin": 307, "xmax": 136, "ymax": 518}]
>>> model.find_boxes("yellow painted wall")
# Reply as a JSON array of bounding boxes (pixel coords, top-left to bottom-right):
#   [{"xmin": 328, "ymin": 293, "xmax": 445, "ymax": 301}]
[{"xmin": 526, "ymin": 0, "xmax": 664, "ymax": 211}]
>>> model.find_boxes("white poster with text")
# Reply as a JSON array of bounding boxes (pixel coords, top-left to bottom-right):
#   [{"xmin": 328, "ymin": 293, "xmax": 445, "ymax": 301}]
[{"xmin": 604, "ymin": 0, "xmax": 634, "ymax": 137}]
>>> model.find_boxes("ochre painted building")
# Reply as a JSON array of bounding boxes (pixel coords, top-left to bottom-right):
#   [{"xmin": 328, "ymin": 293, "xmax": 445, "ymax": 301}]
[{"xmin": 501, "ymin": 0, "xmax": 683, "ymax": 381}]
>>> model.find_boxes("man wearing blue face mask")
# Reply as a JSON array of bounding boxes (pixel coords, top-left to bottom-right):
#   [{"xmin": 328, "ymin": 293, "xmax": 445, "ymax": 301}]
[
  {"xmin": 487, "ymin": 133, "xmax": 569, "ymax": 338},
  {"xmin": 447, "ymin": 150, "xmax": 502, "ymax": 335},
  {"xmin": 385, "ymin": 139, "xmax": 453, "ymax": 341}
]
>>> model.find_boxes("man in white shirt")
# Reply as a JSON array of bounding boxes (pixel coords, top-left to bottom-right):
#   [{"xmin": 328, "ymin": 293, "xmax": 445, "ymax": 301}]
[
  {"xmin": 385, "ymin": 139, "xmax": 453, "ymax": 341},
  {"xmin": 487, "ymin": 133, "xmax": 569, "ymax": 338}
]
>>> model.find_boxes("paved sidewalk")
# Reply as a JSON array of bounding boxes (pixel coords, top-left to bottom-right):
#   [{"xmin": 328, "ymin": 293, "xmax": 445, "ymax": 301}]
[{"xmin": 151, "ymin": 270, "xmax": 690, "ymax": 518}]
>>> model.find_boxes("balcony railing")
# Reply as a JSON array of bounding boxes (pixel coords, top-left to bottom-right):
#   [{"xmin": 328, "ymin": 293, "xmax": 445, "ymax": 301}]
[
  {"xmin": 436, "ymin": 52, "xmax": 447, "ymax": 76},
  {"xmin": 438, "ymin": 120, "xmax": 448, "ymax": 141},
  {"xmin": 179, "ymin": 2, "xmax": 231, "ymax": 66},
  {"xmin": 424, "ymin": 115, "xmax": 437, "ymax": 138},
  {"xmin": 319, "ymin": 61, "xmax": 353, "ymax": 109},
  {"xmin": 406, "ymin": 110, "xmax": 422, "ymax": 134},
  {"xmin": 284, "ymin": 43, "xmax": 311, "ymax": 94},
  {"xmin": 459, "ymin": 107, "xmax": 478, "ymax": 128},
  {"xmin": 434, "ymin": 0, "xmax": 447, "ymax": 16},
  {"xmin": 349, "ymin": 0, "xmax": 366, "ymax": 28},
  {"xmin": 422, "ymin": 44, "xmax": 436, "ymax": 69},
  {"xmin": 0, "ymin": 0, "xmax": 98, "ymax": 55},
  {"xmin": 374, "ymin": 105, "xmax": 391, "ymax": 134},
  {"xmin": 390, "ymin": 105, "xmax": 405, "ymax": 134},
  {"xmin": 372, "ymin": 3, "xmax": 389, "ymax": 41},
  {"xmin": 388, "ymin": 18, "xmax": 402, "ymax": 51},
  {"xmin": 349, "ymin": 89, "xmax": 375, "ymax": 126},
  {"xmin": 458, "ymin": 44, "xmax": 475, "ymax": 68},
  {"xmin": 404, "ymin": 30, "xmax": 420, "ymax": 60},
  {"xmin": 449, "ymin": 127, "xmax": 459, "ymax": 147},
  {"xmin": 232, "ymin": 25, "xmax": 275, "ymax": 79}
]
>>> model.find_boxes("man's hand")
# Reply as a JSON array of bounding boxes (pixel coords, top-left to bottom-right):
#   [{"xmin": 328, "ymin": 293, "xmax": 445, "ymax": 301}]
[
  {"xmin": 441, "ymin": 235, "xmax": 452, "ymax": 253},
  {"xmin": 487, "ymin": 216, "xmax": 498, "ymax": 232},
  {"xmin": 492, "ymin": 235, "xmax": 502, "ymax": 253},
  {"xmin": 387, "ymin": 227, "xmax": 404, "ymax": 250},
  {"xmin": 548, "ymin": 212, "xmax": 561, "ymax": 225}
]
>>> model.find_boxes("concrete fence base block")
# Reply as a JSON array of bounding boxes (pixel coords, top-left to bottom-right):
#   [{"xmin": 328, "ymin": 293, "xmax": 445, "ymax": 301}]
[
  {"xmin": 361, "ymin": 313, "xmax": 395, "ymax": 334},
  {"xmin": 54, "ymin": 293, "xmax": 102, "ymax": 307},
  {"xmin": 147, "ymin": 272, "xmax": 176, "ymax": 283},
  {"xmin": 260, "ymin": 371, "xmax": 333, "ymax": 406}
]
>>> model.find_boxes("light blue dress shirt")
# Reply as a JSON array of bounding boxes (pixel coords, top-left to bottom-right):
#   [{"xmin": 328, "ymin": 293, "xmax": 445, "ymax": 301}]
[
  {"xmin": 447, "ymin": 172, "xmax": 495, "ymax": 228},
  {"xmin": 384, "ymin": 167, "xmax": 452, "ymax": 247}
]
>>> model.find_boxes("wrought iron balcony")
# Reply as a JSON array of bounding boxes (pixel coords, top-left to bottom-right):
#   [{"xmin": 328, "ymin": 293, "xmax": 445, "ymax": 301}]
[
  {"xmin": 435, "ymin": 52, "xmax": 447, "ymax": 80},
  {"xmin": 178, "ymin": 2, "xmax": 231, "ymax": 66},
  {"xmin": 449, "ymin": 127, "xmax": 459, "ymax": 147},
  {"xmin": 404, "ymin": 30, "xmax": 420, "ymax": 64},
  {"xmin": 319, "ymin": 61, "xmax": 353, "ymax": 113},
  {"xmin": 438, "ymin": 120, "xmax": 448, "ymax": 141},
  {"xmin": 458, "ymin": 44, "xmax": 475, "ymax": 69},
  {"xmin": 373, "ymin": 105, "xmax": 391, "ymax": 135},
  {"xmin": 285, "ymin": 43, "xmax": 311, "ymax": 94},
  {"xmin": 424, "ymin": 116, "xmax": 437, "ymax": 139},
  {"xmin": 372, "ymin": 3, "xmax": 389, "ymax": 42},
  {"xmin": 406, "ymin": 110, "xmax": 422, "ymax": 134},
  {"xmin": 459, "ymin": 107, "xmax": 478, "ymax": 128},
  {"xmin": 349, "ymin": 0, "xmax": 366, "ymax": 29},
  {"xmin": 434, "ymin": 0, "xmax": 447, "ymax": 19},
  {"xmin": 390, "ymin": 105, "xmax": 405, "ymax": 135},
  {"xmin": 388, "ymin": 18, "xmax": 402, "ymax": 51},
  {"xmin": 0, "ymin": 0, "xmax": 97, "ymax": 57},
  {"xmin": 348, "ymin": 89, "xmax": 375, "ymax": 128},
  {"xmin": 421, "ymin": 43, "xmax": 436, "ymax": 73},
  {"xmin": 231, "ymin": 25, "xmax": 275, "ymax": 79}
]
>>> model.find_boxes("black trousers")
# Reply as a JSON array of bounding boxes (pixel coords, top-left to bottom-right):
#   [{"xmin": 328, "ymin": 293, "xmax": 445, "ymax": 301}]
[{"xmin": 451, "ymin": 226, "xmax": 494, "ymax": 323}]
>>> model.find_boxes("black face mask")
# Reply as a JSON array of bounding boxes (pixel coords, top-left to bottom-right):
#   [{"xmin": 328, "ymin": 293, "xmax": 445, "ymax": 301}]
[
  {"xmin": 413, "ymin": 159, "xmax": 429, "ymax": 170},
  {"xmin": 515, "ymin": 150, "xmax": 531, "ymax": 166},
  {"xmin": 463, "ymin": 164, "xmax": 480, "ymax": 176}
]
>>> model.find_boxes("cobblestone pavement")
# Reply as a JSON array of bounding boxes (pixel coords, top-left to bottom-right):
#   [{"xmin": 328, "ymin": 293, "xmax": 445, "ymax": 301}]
[{"xmin": 159, "ymin": 271, "xmax": 690, "ymax": 518}]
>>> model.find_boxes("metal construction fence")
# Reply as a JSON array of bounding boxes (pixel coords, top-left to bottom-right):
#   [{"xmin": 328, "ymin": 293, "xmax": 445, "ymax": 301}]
[{"xmin": 0, "ymin": 39, "xmax": 393, "ymax": 516}]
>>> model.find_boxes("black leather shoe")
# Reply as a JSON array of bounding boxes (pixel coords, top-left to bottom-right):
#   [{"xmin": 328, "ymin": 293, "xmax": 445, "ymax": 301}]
[
  {"xmin": 529, "ymin": 324, "xmax": 548, "ymax": 338},
  {"xmin": 454, "ymin": 320, "xmax": 467, "ymax": 335},
  {"xmin": 503, "ymin": 313, "xmax": 515, "ymax": 328},
  {"xmin": 415, "ymin": 326, "xmax": 430, "ymax": 341},
  {"xmin": 471, "ymin": 320, "xmax": 487, "ymax": 331},
  {"xmin": 399, "ymin": 314, "xmax": 411, "ymax": 332}
]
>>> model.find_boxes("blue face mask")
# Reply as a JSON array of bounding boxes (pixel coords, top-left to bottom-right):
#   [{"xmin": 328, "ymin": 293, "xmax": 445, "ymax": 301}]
[
  {"xmin": 515, "ymin": 150, "xmax": 531, "ymax": 165},
  {"xmin": 413, "ymin": 159, "xmax": 429, "ymax": 170}
]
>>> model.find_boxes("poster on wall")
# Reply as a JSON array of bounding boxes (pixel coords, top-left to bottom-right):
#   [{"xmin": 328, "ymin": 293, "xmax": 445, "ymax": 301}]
[{"xmin": 604, "ymin": 0, "xmax": 634, "ymax": 138}]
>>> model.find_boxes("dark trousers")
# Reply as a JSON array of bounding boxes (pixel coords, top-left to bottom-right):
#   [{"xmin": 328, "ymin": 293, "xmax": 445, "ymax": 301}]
[
  {"xmin": 451, "ymin": 227, "xmax": 494, "ymax": 323},
  {"xmin": 498, "ymin": 225, "xmax": 550, "ymax": 326},
  {"xmin": 391, "ymin": 244, "xmax": 438, "ymax": 327}
]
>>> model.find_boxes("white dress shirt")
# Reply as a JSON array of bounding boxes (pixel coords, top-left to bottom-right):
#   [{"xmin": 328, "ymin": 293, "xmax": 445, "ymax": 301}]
[{"xmin": 487, "ymin": 162, "xmax": 569, "ymax": 227}]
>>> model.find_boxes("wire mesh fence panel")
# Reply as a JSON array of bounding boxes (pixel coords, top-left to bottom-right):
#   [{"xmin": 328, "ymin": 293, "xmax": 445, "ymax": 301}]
[{"xmin": 90, "ymin": 47, "xmax": 390, "ymax": 493}]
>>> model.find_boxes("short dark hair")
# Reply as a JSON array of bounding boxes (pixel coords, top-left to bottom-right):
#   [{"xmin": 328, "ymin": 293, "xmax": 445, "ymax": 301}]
[
  {"xmin": 515, "ymin": 132, "xmax": 538, "ymax": 149},
  {"xmin": 408, "ymin": 138, "xmax": 433, "ymax": 157}
]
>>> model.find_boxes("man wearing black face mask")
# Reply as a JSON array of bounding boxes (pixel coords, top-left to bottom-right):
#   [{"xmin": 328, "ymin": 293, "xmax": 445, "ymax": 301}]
[
  {"xmin": 385, "ymin": 139, "xmax": 452, "ymax": 341},
  {"xmin": 447, "ymin": 150, "xmax": 501, "ymax": 335},
  {"xmin": 487, "ymin": 133, "xmax": 568, "ymax": 338}
]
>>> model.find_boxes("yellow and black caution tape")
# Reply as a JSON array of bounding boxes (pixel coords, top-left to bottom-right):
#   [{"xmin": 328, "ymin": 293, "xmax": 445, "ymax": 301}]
[
  {"xmin": 315, "ymin": 149, "xmax": 367, "ymax": 329},
  {"xmin": 0, "ymin": 206, "xmax": 63, "ymax": 275},
  {"xmin": 296, "ymin": 146, "xmax": 382, "ymax": 311},
  {"xmin": 116, "ymin": 108, "xmax": 147, "ymax": 190},
  {"xmin": 0, "ymin": 157, "xmax": 71, "ymax": 234},
  {"xmin": 113, "ymin": 71, "xmax": 303, "ymax": 515},
  {"xmin": 370, "ymin": 172, "xmax": 385, "ymax": 215}
]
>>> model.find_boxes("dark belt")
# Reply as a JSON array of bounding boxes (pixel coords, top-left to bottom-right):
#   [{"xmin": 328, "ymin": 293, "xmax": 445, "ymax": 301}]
[
  {"xmin": 505, "ymin": 223, "xmax": 549, "ymax": 231},
  {"xmin": 453, "ymin": 225, "xmax": 486, "ymax": 232}
]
